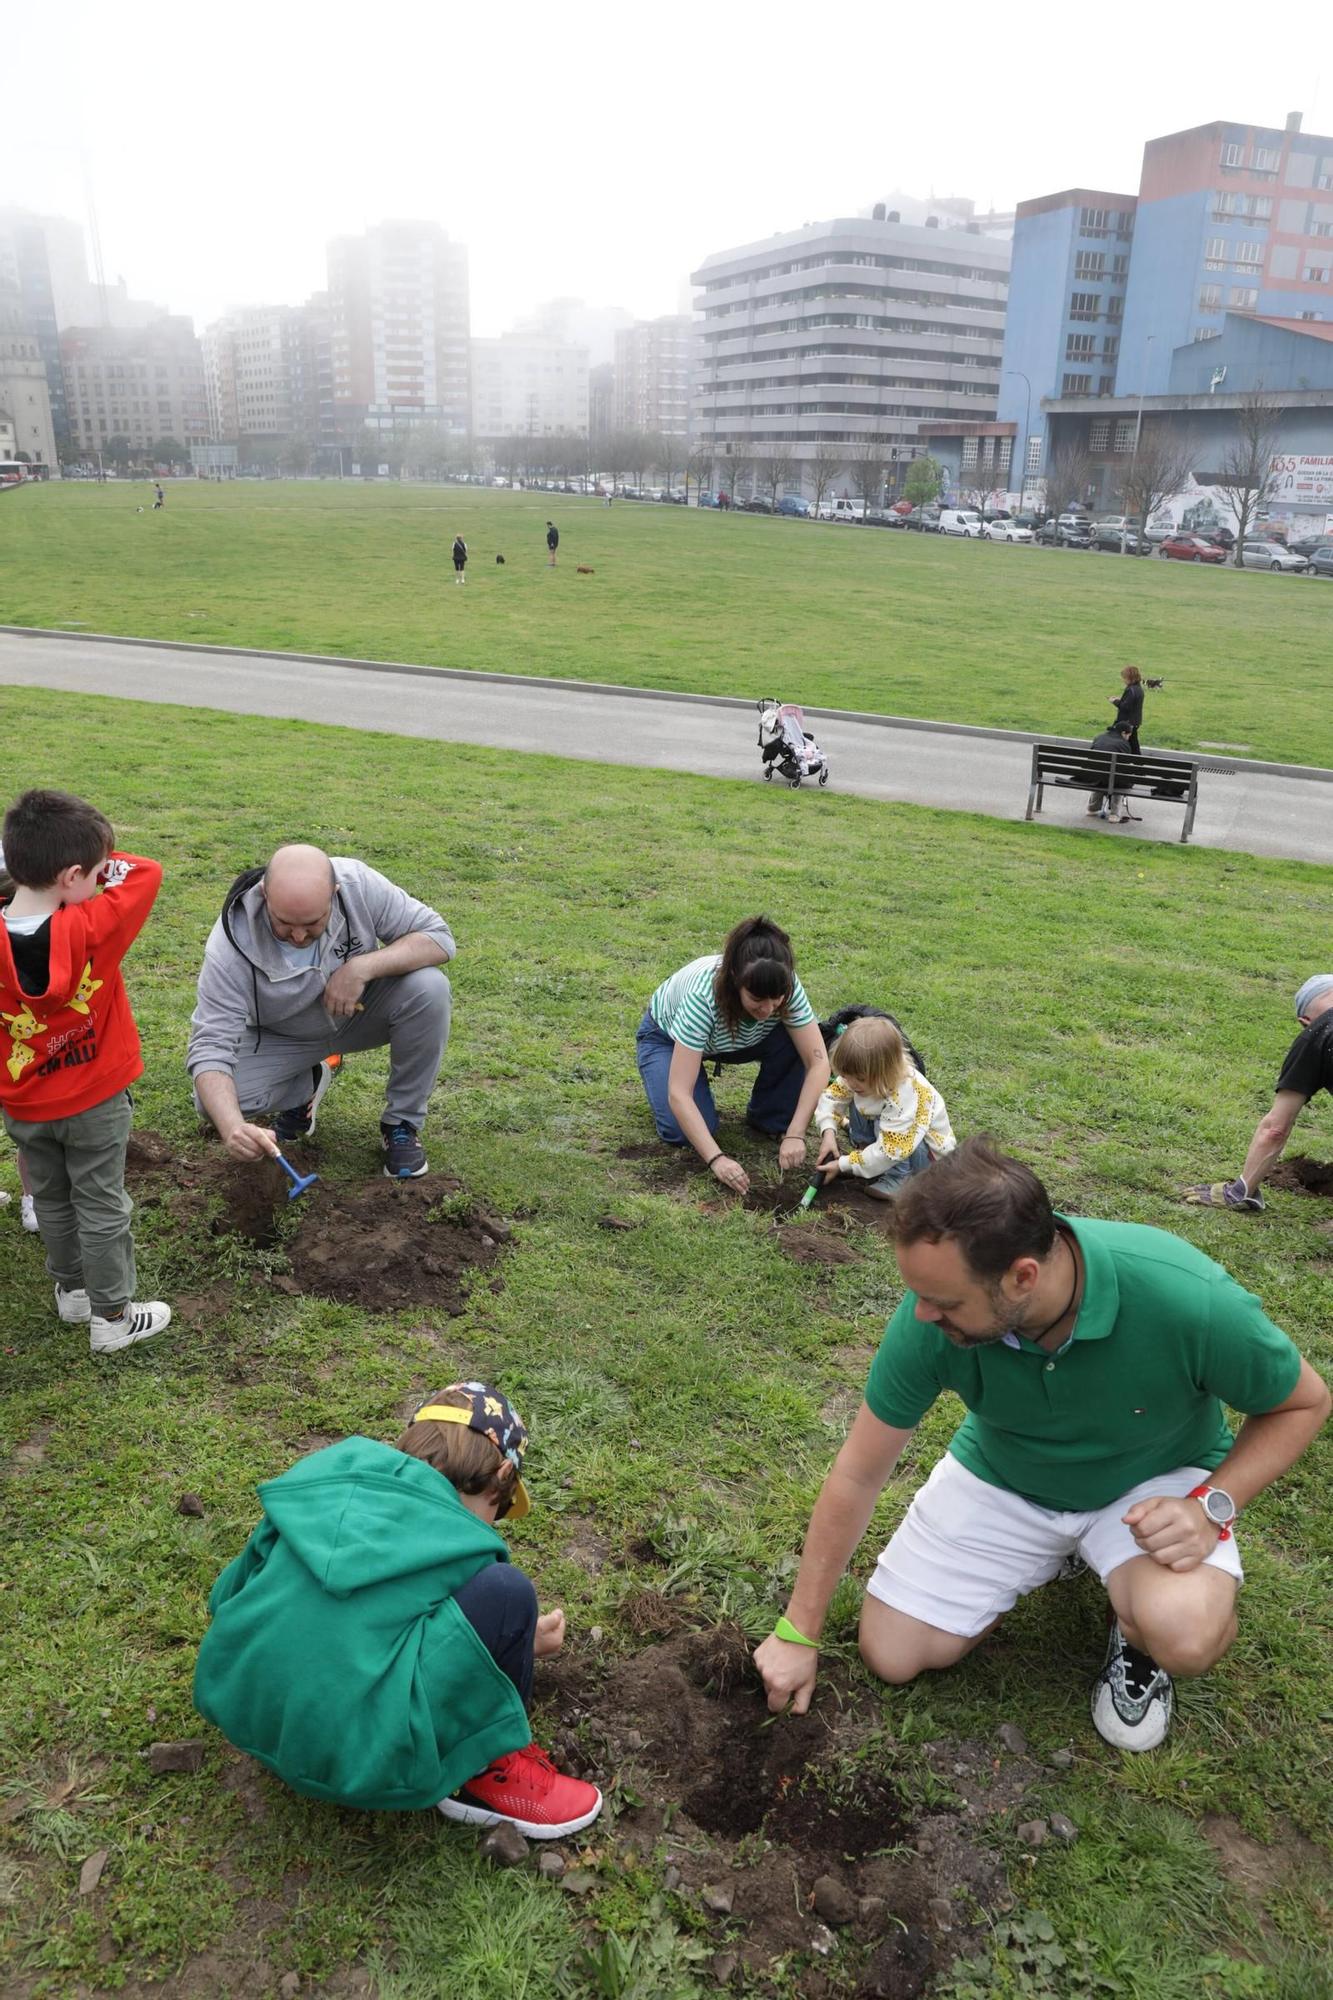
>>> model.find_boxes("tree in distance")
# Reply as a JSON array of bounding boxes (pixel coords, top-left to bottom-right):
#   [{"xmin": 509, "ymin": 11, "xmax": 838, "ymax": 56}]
[
  {"xmin": 1120, "ymin": 421, "xmax": 1195, "ymax": 537},
  {"xmin": 852, "ymin": 434, "xmax": 892, "ymax": 518},
  {"xmin": 903, "ymin": 454, "xmax": 944, "ymax": 509},
  {"xmin": 1042, "ymin": 439, "xmax": 1095, "ymax": 520},
  {"xmin": 1213, "ymin": 387, "xmax": 1284, "ymax": 565},
  {"xmin": 760, "ymin": 444, "xmax": 796, "ymax": 511},
  {"xmin": 807, "ymin": 439, "xmax": 843, "ymax": 516}
]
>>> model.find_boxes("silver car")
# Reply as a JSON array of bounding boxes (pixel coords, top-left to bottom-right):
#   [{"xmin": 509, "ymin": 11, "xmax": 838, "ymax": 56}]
[{"xmin": 1238, "ymin": 540, "xmax": 1310, "ymax": 573}]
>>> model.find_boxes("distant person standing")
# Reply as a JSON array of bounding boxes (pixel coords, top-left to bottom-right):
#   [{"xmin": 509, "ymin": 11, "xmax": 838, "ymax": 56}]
[
  {"xmin": 153, "ymin": 483, "xmax": 165, "ymax": 511},
  {"xmin": 546, "ymin": 521, "xmax": 559, "ymax": 567},
  {"xmin": 1110, "ymin": 665, "xmax": 1145, "ymax": 753},
  {"xmin": 452, "ymin": 535, "xmax": 467, "ymax": 585}
]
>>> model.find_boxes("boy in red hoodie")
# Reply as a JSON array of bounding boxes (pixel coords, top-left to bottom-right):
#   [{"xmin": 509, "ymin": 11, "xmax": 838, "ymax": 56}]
[{"xmin": 0, "ymin": 789, "xmax": 171, "ymax": 1355}]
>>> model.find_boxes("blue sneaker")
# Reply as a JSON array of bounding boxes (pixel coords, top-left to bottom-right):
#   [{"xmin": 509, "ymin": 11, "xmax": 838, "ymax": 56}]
[{"xmin": 381, "ymin": 1120, "xmax": 428, "ymax": 1179}]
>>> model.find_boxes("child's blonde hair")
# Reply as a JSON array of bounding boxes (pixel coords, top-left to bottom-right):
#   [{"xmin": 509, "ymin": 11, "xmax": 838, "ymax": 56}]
[{"xmin": 835, "ymin": 1015, "xmax": 909, "ymax": 1096}]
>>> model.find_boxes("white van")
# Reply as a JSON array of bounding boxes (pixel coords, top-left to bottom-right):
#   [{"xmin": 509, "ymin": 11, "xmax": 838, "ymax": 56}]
[
  {"xmin": 816, "ymin": 496, "xmax": 858, "ymax": 522},
  {"xmin": 939, "ymin": 509, "xmax": 982, "ymax": 537}
]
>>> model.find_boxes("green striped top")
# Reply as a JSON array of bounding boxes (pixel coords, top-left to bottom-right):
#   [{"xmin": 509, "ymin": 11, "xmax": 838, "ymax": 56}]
[{"xmin": 649, "ymin": 954, "xmax": 815, "ymax": 1055}]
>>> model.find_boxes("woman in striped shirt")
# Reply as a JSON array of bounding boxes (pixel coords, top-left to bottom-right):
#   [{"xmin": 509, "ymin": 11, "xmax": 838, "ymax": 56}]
[{"xmin": 635, "ymin": 916, "xmax": 830, "ymax": 1195}]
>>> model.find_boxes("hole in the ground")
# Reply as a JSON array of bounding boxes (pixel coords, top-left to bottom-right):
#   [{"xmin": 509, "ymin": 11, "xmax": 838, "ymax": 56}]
[{"xmin": 1268, "ymin": 1155, "xmax": 1333, "ymax": 1198}]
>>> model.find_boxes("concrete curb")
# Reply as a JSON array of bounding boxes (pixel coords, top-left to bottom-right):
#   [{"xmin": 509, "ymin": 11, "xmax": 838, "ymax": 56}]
[{"xmin": 4, "ymin": 623, "xmax": 1331, "ymax": 786}]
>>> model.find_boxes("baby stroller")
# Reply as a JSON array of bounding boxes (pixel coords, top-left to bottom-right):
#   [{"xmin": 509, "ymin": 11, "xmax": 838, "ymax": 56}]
[{"xmin": 758, "ymin": 699, "xmax": 830, "ymax": 788}]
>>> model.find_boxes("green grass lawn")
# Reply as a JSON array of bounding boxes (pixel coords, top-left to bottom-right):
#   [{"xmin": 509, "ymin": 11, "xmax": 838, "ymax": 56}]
[
  {"xmin": 1, "ymin": 690, "xmax": 1330, "ymax": 1999},
  {"xmin": 4, "ymin": 479, "xmax": 1332, "ymax": 768}
]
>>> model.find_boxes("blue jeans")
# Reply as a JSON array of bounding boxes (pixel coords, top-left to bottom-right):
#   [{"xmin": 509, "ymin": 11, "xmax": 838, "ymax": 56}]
[
  {"xmin": 847, "ymin": 1099, "xmax": 933, "ymax": 1201},
  {"xmin": 455, "ymin": 1561, "xmax": 537, "ymax": 1709},
  {"xmin": 635, "ymin": 1010, "xmax": 806, "ymax": 1144}
]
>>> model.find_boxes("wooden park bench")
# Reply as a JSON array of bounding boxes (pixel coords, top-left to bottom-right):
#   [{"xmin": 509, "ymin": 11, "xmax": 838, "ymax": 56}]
[{"xmin": 1025, "ymin": 742, "xmax": 1236, "ymax": 844}]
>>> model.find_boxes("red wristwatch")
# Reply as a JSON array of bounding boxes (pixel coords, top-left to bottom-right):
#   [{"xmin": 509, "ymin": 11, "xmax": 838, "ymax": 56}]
[{"xmin": 1188, "ymin": 1483, "xmax": 1236, "ymax": 1541}]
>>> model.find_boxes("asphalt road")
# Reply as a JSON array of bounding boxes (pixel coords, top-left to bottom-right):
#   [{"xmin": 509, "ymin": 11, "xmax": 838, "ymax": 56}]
[{"xmin": 3, "ymin": 628, "xmax": 1331, "ymax": 866}]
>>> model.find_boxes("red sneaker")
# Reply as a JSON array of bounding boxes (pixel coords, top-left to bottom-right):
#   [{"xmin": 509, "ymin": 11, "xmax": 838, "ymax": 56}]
[{"xmin": 437, "ymin": 1741, "xmax": 603, "ymax": 1840}]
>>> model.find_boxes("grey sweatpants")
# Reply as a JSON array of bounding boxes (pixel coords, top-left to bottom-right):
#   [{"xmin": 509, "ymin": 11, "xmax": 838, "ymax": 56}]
[
  {"xmin": 3, "ymin": 1089, "xmax": 137, "ymax": 1315},
  {"xmin": 211, "ymin": 967, "xmax": 451, "ymax": 1130}
]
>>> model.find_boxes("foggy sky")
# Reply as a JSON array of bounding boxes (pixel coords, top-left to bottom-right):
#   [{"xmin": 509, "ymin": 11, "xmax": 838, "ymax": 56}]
[{"xmin": 5, "ymin": 0, "xmax": 1328, "ymax": 337}]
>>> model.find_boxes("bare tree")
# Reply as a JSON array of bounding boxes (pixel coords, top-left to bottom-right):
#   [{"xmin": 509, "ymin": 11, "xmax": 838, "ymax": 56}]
[
  {"xmin": 807, "ymin": 439, "xmax": 842, "ymax": 516},
  {"xmin": 1212, "ymin": 388, "xmax": 1284, "ymax": 565},
  {"xmin": 686, "ymin": 441, "xmax": 714, "ymax": 504},
  {"xmin": 1120, "ymin": 421, "xmax": 1195, "ymax": 535},
  {"xmin": 760, "ymin": 444, "xmax": 796, "ymax": 511},
  {"xmin": 851, "ymin": 434, "xmax": 892, "ymax": 518},
  {"xmin": 656, "ymin": 430, "xmax": 688, "ymax": 497},
  {"xmin": 1042, "ymin": 438, "xmax": 1096, "ymax": 519},
  {"xmin": 962, "ymin": 441, "xmax": 1003, "ymax": 517},
  {"xmin": 719, "ymin": 444, "xmax": 752, "ymax": 504},
  {"xmin": 601, "ymin": 430, "xmax": 633, "ymax": 493}
]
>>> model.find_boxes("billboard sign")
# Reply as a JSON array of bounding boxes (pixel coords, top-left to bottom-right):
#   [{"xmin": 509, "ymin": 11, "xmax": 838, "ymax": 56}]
[{"xmin": 1270, "ymin": 454, "xmax": 1333, "ymax": 505}]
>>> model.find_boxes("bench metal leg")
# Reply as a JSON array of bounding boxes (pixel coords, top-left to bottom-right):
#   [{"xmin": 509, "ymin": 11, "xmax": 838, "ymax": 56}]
[{"xmin": 1181, "ymin": 786, "xmax": 1198, "ymax": 843}]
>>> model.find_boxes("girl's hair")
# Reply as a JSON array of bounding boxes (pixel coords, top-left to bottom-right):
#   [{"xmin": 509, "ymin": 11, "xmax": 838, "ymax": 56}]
[
  {"xmin": 713, "ymin": 914, "xmax": 796, "ymax": 1034},
  {"xmin": 396, "ymin": 1388, "xmax": 518, "ymax": 1513},
  {"xmin": 834, "ymin": 1015, "xmax": 909, "ymax": 1096},
  {"xmin": 1121, "ymin": 664, "xmax": 1143, "ymax": 685}
]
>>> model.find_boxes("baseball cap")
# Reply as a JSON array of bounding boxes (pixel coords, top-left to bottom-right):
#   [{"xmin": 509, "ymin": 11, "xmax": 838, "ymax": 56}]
[{"xmin": 412, "ymin": 1381, "xmax": 531, "ymax": 1519}]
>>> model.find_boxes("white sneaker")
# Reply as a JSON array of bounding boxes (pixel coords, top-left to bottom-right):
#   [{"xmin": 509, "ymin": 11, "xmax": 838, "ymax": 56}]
[
  {"xmin": 55, "ymin": 1284, "xmax": 92, "ymax": 1323},
  {"xmin": 20, "ymin": 1194, "xmax": 39, "ymax": 1232},
  {"xmin": 89, "ymin": 1301, "xmax": 172, "ymax": 1355}
]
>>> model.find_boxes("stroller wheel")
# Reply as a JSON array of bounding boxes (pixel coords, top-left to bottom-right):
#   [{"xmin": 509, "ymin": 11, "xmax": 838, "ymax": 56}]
[
  {"xmin": 789, "ymin": 777, "xmax": 802, "ymax": 789},
  {"xmin": 762, "ymin": 766, "xmax": 773, "ymax": 780},
  {"xmin": 818, "ymin": 769, "xmax": 829, "ymax": 786}
]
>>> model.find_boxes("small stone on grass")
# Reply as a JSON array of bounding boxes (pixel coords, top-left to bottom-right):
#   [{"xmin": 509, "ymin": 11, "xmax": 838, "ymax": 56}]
[
  {"xmin": 479, "ymin": 1822, "xmax": 529, "ymax": 1867},
  {"xmin": 147, "ymin": 1740, "xmax": 205, "ymax": 1775},
  {"xmin": 78, "ymin": 1848, "xmax": 109, "ymax": 1896},
  {"xmin": 997, "ymin": 1722, "xmax": 1029, "ymax": 1756},
  {"xmin": 1049, "ymin": 1813, "xmax": 1079, "ymax": 1844},
  {"xmin": 561, "ymin": 1868, "xmax": 597, "ymax": 1895},
  {"xmin": 812, "ymin": 1875, "xmax": 856, "ymax": 1926},
  {"xmin": 1017, "ymin": 1818, "xmax": 1049, "ymax": 1848},
  {"xmin": 701, "ymin": 1880, "xmax": 736, "ymax": 1917}
]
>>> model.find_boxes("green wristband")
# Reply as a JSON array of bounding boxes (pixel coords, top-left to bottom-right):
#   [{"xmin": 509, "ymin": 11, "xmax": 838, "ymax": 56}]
[{"xmin": 774, "ymin": 1614, "xmax": 818, "ymax": 1648}]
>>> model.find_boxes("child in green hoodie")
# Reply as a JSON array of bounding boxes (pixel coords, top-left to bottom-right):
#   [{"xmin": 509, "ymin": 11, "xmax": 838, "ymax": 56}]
[{"xmin": 194, "ymin": 1381, "xmax": 603, "ymax": 1839}]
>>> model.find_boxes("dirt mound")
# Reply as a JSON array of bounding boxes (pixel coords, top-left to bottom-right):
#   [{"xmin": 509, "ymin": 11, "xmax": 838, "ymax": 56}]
[
  {"xmin": 125, "ymin": 1132, "xmax": 512, "ymax": 1311},
  {"xmin": 775, "ymin": 1226, "xmax": 864, "ymax": 1268},
  {"xmin": 1267, "ymin": 1155, "xmax": 1333, "ymax": 1198},
  {"xmin": 542, "ymin": 1624, "xmax": 1024, "ymax": 1990}
]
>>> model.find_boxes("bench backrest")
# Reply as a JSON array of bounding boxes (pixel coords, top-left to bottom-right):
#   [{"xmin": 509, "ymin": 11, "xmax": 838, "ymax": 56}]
[{"xmin": 1031, "ymin": 744, "xmax": 1196, "ymax": 788}]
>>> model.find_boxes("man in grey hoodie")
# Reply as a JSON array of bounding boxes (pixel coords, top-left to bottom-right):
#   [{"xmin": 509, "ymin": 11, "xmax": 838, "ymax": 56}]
[{"xmin": 187, "ymin": 845, "xmax": 454, "ymax": 1179}]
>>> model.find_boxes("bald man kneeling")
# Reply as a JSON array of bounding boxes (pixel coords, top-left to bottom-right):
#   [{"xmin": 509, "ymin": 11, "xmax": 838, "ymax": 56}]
[{"xmin": 188, "ymin": 845, "xmax": 454, "ymax": 1179}]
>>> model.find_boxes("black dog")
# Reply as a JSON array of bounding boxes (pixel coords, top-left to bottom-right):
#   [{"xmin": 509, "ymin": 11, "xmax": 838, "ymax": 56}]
[{"xmin": 496, "ymin": 554, "xmax": 506, "ymax": 565}]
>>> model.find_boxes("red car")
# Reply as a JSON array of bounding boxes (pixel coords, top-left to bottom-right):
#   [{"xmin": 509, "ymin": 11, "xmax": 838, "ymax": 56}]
[{"xmin": 1159, "ymin": 534, "xmax": 1227, "ymax": 564}]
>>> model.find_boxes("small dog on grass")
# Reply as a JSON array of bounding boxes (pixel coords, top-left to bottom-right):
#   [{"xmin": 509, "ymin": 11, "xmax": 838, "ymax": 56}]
[
  {"xmin": 495, "ymin": 554, "xmax": 505, "ymax": 565},
  {"xmin": 576, "ymin": 566, "xmax": 595, "ymax": 575}
]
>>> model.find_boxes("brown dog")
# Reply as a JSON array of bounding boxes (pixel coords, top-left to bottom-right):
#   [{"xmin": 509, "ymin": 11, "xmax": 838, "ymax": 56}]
[{"xmin": 576, "ymin": 565, "xmax": 595, "ymax": 575}]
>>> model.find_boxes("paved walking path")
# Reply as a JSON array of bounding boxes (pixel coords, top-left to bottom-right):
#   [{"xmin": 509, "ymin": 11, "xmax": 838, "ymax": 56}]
[{"xmin": 3, "ymin": 627, "xmax": 1331, "ymax": 866}]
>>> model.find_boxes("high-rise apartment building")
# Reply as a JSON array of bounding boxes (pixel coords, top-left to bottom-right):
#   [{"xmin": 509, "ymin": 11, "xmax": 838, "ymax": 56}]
[
  {"xmin": 327, "ymin": 222, "xmax": 470, "ymax": 439},
  {"xmin": 0, "ymin": 213, "xmax": 72, "ymax": 450},
  {"xmin": 470, "ymin": 335, "xmax": 589, "ymax": 439},
  {"xmin": 1118, "ymin": 114, "xmax": 1333, "ymax": 393},
  {"xmin": 995, "ymin": 190, "xmax": 1137, "ymax": 484},
  {"xmin": 0, "ymin": 285, "xmax": 59, "ymax": 468},
  {"xmin": 691, "ymin": 214, "xmax": 1010, "ymax": 498},
  {"xmin": 613, "ymin": 315, "xmax": 692, "ymax": 436},
  {"xmin": 61, "ymin": 317, "xmax": 208, "ymax": 460},
  {"xmin": 203, "ymin": 302, "xmax": 333, "ymax": 448}
]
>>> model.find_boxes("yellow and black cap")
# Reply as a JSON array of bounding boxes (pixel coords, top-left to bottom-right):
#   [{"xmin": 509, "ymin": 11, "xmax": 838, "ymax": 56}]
[{"xmin": 412, "ymin": 1380, "xmax": 532, "ymax": 1520}]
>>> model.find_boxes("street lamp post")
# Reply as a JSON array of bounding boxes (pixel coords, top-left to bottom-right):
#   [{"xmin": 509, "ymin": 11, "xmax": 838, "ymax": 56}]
[
  {"xmin": 1005, "ymin": 369, "xmax": 1032, "ymax": 511},
  {"xmin": 1125, "ymin": 334, "xmax": 1157, "ymax": 551}
]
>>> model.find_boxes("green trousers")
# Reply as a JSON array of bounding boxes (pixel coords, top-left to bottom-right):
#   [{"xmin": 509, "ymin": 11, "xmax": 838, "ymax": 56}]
[{"xmin": 3, "ymin": 1089, "xmax": 136, "ymax": 1315}]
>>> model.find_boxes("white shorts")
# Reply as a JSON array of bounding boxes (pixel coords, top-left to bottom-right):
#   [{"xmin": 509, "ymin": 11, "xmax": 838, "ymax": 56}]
[{"xmin": 866, "ymin": 1454, "xmax": 1244, "ymax": 1639}]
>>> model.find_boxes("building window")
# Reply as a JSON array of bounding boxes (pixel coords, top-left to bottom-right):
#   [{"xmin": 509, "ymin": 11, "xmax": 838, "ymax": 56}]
[
  {"xmin": 1227, "ymin": 287, "xmax": 1258, "ymax": 310},
  {"xmin": 1026, "ymin": 435, "xmax": 1042, "ymax": 472},
  {"xmin": 1066, "ymin": 333, "xmax": 1095, "ymax": 358},
  {"xmin": 1080, "ymin": 206, "xmax": 1111, "ymax": 232},
  {"xmin": 1068, "ymin": 291, "xmax": 1099, "ymax": 320},
  {"xmin": 1252, "ymin": 147, "xmax": 1280, "ymax": 173},
  {"xmin": 1220, "ymin": 142, "xmax": 1245, "ymax": 168},
  {"xmin": 1073, "ymin": 253, "xmax": 1105, "ymax": 279},
  {"xmin": 1114, "ymin": 420, "xmax": 1136, "ymax": 452},
  {"xmin": 1090, "ymin": 419, "xmax": 1111, "ymax": 451},
  {"xmin": 1198, "ymin": 284, "xmax": 1222, "ymax": 310},
  {"xmin": 1204, "ymin": 237, "xmax": 1228, "ymax": 268},
  {"xmin": 1098, "ymin": 375, "xmax": 1116, "ymax": 397},
  {"xmin": 1194, "ymin": 326, "xmax": 1222, "ymax": 341},
  {"xmin": 1304, "ymin": 264, "xmax": 1331, "ymax": 282},
  {"xmin": 961, "ymin": 436, "xmax": 978, "ymax": 469},
  {"xmin": 1062, "ymin": 372, "xmax": 1092, "ymax": 395},
  {"xmin": 1300, "ymin": 310, "xmax": 1326, "ymax": 321},
  {"xmin": 1234, "ymin": 242, "xmax": 1263, "ymax": 267}
]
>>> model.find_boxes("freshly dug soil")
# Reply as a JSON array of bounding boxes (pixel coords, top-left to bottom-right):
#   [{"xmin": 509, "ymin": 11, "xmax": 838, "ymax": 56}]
[
  {"xmin": 1267, "ymin": 1155, "xmax": 1333, "ymax": 1198},
  {"xmin": 126, "ymin": 1133, "xmax": 512, "ymax": 1311},
  {"xmin": 541, "ymin": 1621, "xmax": 1027, "ymax": 1992}
]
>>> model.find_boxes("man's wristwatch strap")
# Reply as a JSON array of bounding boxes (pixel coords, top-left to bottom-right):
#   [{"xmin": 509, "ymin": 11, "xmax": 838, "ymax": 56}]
[{"xmin": 1188, "ymin": 1483, "xmax": 1235, "ymax": 1540}]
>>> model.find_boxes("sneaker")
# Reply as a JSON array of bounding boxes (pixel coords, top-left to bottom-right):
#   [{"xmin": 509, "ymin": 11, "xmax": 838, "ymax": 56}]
[
  {"xmin": 1183, "ymin": 1177, "xmax": 1265, "ymax": 1212},
  {"xmin": 20, "ymin": 1194, "xmax": 39, "ymax": 1233},
  {"xmin": 273, "ymin": 1060, "xmax": 335, "ymax": 1144},
  {"xmin": 437, "ymin": 1742, "xmax": 603, "ymax": 1840},
  {"xmin": 381, "ymin": 1120, "xmax": 428, "ymax": 1178},
  {"xmin": 1091, "ymin": 1620, "xmax": 1173, "ymax": 1752},
  {"xmin": 55, "ymin": 1283, "xmax": 92, "ymax": 1323},
  {"xmin": 89, "ymin": 1301, "xmax": 172, "ymax": 1355}
]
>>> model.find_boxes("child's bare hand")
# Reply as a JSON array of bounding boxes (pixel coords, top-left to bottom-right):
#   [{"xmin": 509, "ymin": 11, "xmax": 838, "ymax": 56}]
[{"xmin": 534, "ymin": 1608, "xmax": 566, "ymax": 1658}]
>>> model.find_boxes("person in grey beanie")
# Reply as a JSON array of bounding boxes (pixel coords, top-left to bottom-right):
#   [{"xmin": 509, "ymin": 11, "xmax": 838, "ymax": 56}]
[{"xmin": 1185, "ymin": 974, "xmax": 1333, "ymax": 1210}]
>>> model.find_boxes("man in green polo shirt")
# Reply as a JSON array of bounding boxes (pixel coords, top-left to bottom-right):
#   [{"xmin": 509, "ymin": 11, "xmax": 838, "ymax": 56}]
[{"xmin": 755, "ymin": 1138, "xmax": 1328, "ymax": 1751}]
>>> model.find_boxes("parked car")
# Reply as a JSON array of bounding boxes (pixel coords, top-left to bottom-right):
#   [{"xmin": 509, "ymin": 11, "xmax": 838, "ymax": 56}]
[
  {"xmin": 1198, "ymin": 527, "xmax": 1236, "ymax": 550},
  {"xmin": 775, "ymin": 495, "xmax": 810, "ymax": 517},
  {"xmin": 1307, "ymin": 547, "xmax": 1333, "ymax": 580},
  {"xmin": 1238, "ymin": 539, "xmax": 1310, "ymax": 573},
  {"xmin": 741, "ymin": 495, "xmax": 772, "ymax": 513},
  {"xmin": 1038, "ymin": 519, "xmax": 1092, "ymax": 548},
  {"xmin": 939, "ymin": 508, "xmax": 983, "ymax": 537},
  {"xmin": 1288, "ymin": 534, "xmax": 1333, "ymax": 560},
  {"xmin": 982, "ymin": 519, "xmax": 1035, "ymax": 544},
  {"xmin": 1159, "ymin": 535, "xmax": 1227, "ymax": 564},
  {"xmin": 1090, "ymin": 521, "xmax": 1150, "ymax": 554},
  {"xmin": 1143, "ymin": 519, "xmax": 1173, "ymax": 544},
  {"xmin": 1012, "ymin": 512, "xmax": 1045, "ymax": 532}
]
